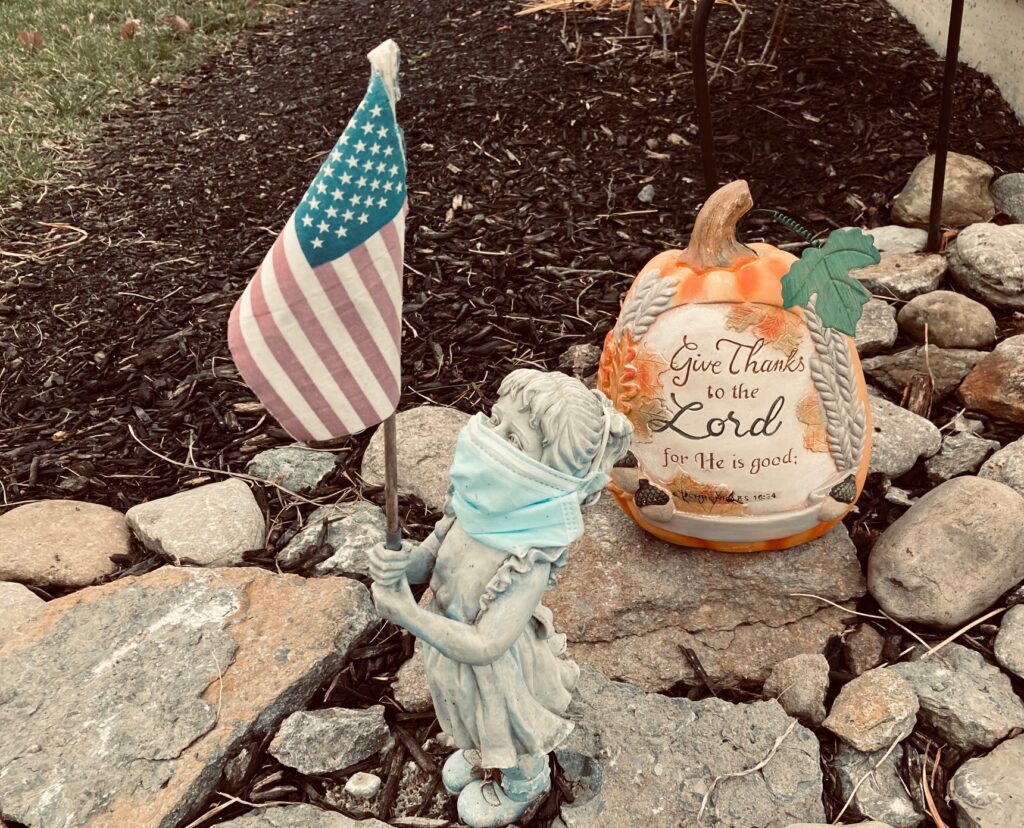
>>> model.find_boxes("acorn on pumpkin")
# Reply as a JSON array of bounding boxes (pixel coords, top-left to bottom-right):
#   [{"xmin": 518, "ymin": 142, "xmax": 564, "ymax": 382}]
[
  {"xmin": 611, "ymin": 450, "xmax": 640, "ymax": 493},
  {"xmin": 633, "ymin": 478, "xmax": 674, "ymax": 523}
]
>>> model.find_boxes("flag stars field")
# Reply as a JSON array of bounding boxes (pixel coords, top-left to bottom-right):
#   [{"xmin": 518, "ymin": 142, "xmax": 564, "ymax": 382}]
[{"xmin": 289, "ymin": 73, "xmax": 408, "ymax": 270}]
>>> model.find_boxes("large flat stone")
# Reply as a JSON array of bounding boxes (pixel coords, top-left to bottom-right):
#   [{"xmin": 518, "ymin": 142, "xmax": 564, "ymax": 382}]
[
  {"xmin": 558, "ymin": 667, "xmax": 825, "ymax": 828},
  {"xmin": 865, "ymin": 225, "xmax": 928, "ymax": 254},
  {"xmin": 0, "ymin": 500, "xmax": 126, "ymax": 587},
  {"xmin": 548, "ymin": 498, "xmax": 865, "ymax": 691},
  {"xmin": 0, "ymin": 566, "xmax": 377, "ymax": 828}
]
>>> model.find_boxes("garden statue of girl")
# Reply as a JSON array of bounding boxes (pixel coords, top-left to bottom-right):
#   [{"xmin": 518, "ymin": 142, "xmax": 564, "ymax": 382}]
[{"xmin": 369, "ymin": 368, "xmax": 632, "ymax": 827}]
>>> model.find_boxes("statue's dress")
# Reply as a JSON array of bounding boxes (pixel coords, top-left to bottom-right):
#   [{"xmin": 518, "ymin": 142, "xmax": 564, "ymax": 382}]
[{"xmin": 420, "ymin": 513, "xmax": 580, "ymax": 771}]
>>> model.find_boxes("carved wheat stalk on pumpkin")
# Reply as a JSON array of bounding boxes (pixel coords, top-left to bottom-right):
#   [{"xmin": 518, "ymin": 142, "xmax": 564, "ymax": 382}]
[
  {"xmin": 804, "ymin": 298, "xmax": 866, "ymax": 472},
  {"xmin": 615, "ymin": 268, "xmax": 677, "ymax": 341}
]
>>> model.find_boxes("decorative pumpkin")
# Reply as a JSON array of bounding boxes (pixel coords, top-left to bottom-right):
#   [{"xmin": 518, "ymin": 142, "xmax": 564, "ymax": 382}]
[{"xmin": 598, "ymin": 180, "xmax": 874, "ymax": 552}]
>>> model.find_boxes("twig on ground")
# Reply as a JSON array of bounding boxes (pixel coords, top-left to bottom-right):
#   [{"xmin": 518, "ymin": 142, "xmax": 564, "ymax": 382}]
[
  {"xmin": 921, "ymin": 742, "xmax": 949, "ymax": 828},
  {"xmin": 830, "ymin": 735, "xmax": 901, "ymax": 823},
  {"xmin": 127, "ymin": 424, "xmax": 331, "ymax": 507},
  {"xmin": 789, "ymin": 593, "xmax": 931, "ymax": 654},
  {"xmin": 697, "ymin": 719, "xmax": 798, "ymax": 822},
  {"xmin": 911, "ymin": 606, "xmax": 1008, "ymax": 661}
]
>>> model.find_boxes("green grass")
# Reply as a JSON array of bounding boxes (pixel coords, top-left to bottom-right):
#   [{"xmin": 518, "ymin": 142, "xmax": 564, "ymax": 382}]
[{"xmin": 0, "ymin": 0, "xmax": 294, "ymax": 201}]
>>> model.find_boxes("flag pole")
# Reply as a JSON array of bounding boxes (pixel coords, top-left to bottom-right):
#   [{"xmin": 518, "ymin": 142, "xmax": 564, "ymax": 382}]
[
  {"xmin": 371, "ymin": 40, "xmax": 404, "ymax": 556},
  {"xmin": 383, "ymin": 414, "xmax": 402, "ymax": 551}
]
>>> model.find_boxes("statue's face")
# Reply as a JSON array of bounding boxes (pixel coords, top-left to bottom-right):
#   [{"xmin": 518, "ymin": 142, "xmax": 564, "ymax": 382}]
[{"xmin": 487, "ymin": 397, "xmax": 545, "ymax": 463}]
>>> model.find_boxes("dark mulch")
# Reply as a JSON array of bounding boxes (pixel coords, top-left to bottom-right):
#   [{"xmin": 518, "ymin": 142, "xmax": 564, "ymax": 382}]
[{"xmin": 3, "ymin": 0, "xmax": 1024, "ymax": 825}]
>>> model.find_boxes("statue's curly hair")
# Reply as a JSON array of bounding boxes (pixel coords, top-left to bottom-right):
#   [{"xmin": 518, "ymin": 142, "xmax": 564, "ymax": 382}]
[{"xmin": 497, "ymin": 368, "xmax": 632, "ymax": 487}]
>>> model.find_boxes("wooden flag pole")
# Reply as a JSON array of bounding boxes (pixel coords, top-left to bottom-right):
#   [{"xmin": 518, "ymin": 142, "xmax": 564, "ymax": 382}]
[{"xmin": 383, "ymin": 413, "xmax": 402, "ymax": 551}]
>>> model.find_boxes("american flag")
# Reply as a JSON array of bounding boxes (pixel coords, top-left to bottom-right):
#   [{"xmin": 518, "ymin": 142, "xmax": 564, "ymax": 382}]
[{"xmin": 228, "ymin": 41, "xmax": 407, "ymax": 441}]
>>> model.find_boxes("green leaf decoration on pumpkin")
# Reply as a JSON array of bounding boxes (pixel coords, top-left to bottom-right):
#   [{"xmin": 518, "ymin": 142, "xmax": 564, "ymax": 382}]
[{"xmin": 780, "ymin": 228, "xmax": 879, "ymax": 336}]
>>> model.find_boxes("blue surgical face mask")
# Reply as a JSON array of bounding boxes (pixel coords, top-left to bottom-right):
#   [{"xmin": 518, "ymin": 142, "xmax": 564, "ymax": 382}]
[{"xmin": 448, "ymin": 411, "xmax": 610, "ymax": 555}]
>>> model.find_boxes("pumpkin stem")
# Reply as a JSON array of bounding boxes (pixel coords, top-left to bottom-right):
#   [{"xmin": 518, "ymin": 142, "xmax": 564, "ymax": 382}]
[{"xmin": 683, "ymin": 180, "xmax": 756, "ymax": 270}]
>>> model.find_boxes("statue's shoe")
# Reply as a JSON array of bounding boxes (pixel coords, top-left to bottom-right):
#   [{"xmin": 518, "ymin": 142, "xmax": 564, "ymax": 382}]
[
  {"xmin": 456, "ymin": 779, "xmax": 540, "ymax": 828},
  {"xmin": 442, "ymin": 749, "xmax": 483, "ymax": 795}
]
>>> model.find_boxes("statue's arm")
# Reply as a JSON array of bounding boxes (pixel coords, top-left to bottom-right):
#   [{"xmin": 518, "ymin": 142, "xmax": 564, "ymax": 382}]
[
  {"xmin": 404, "ymin": 513, "xmax": 453, "ymax": 583},
  {"xmin": 379, "ymin": 562, "xmax": 550, "ymax": 666}
]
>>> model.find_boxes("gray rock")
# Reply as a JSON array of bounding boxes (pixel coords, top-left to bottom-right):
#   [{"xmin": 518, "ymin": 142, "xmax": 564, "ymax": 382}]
[
  {"xmin": 979, "ymin": 436, "xmax": 1024, "ymax": 496},
  {"xmin": 0, "ymin": 500, "xmax": 126, "ymax": 586},
  {"xmin": 823, "ymin": 668, "xmax": 918, "ymax": 752},
  {"xmin": 949, "ymin": 733, "xmax": 1024, "ymax": 828},
  {"xmin": 763, "ymin": 654, "xmax": 829, "ymax": 725},
  {"xmin": 866, "ymin": 225, "xmax": 928, "ymax": 254},
  {"xmin": 852, "ymin": 253, "xmax": 946, "ymax": 300},
  {"xmin": 992, "ymin": 173, "xmax": 1024, "ymax": 222},
  {"xmin": 867, "ymin": 396, "xmax": 941, "ymax": 478},
  {"xmin": 550, "ymin": 498, "xmax": 865, "ymax": 691},
  {"xmin": 0, "ymin": 582, "xmax": 45, "ymax": 642},
  {"xmin": 558, "ymin": 343, "xmax": 603, "ymax": 378},
  {"xmin": 558, "ymin": 667, "xmax": 825, "ymax": 828},
  {"xmin": 0, "ymin": 566, "xmax": 377, "ymax": 828},
  {"xmin": 833, "ymin": 743, "xmax": 924, "ymax": 828},
  {"xmin": 862, "ymin": 346, "xmax": 988, "ymax": 401},
  {"xmin": 278, "ymin": 501, "xmax": 385, "ymax": 576},
  {"xmin": 361, "ymin": 406, "xmax": 469, "ymax": 511},
  {"xmin": 891, "ymin": 152, "xmax": 996, "ymax": 228},
  {"xmin": 868, "ymin": 477, "xmax": 1024, "ymax": 628},
  {"xmin": 994, "ymin": 604, "xmax": 1024, "ymax": 678},
  {"xmin": 897, "ymin": 291, "xmax": 997, "ymax": 349},
  {"xmin": 855, "ymin": 299, "xmax": 899, "ymax": 357},
  {"xmin": 217, "ymin": 804, "xmax": 389, "ymax": 828},
  {"xmin": 891, "ymin": 644, "xmax": 1024, "ymax": 752},
  {"xmin": 844, "ymin": 624, "xmax": 886, "ymax": 676},
  {"xmin": 393, "ymin": 650, "xmax": 433, "ymax": 714},
  {"xmin": 270, "ymin": 706, "xmax": 390, "ymax": 774},
  {"xmin": 246, "ymin": 444, "xmax": 337, "ymax": 494},
  {"xmin": 637, "ymin": 183, "xmax": 656, "ymax": 204},
  {"xmin": 344, "ymin": 771, "xmax": 383, "ymax": 800},
  {"xmin": 126, "ymin": 478, "xmax": 265, "ymax": 566},
  {"xmin": 949, "ymin": 223, "xmax": 1024, "ymax": 310},
  {"xmin": 958, "ymin": 335, "xmax": 1024, "ymax": 424},
  {"xmin": 924, "ymin": 430, "xmax": 1000, "ymax": 485}
]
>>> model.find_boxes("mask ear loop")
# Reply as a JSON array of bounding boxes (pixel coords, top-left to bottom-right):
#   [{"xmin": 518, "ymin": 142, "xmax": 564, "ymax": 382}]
[{"xmin": 582, "ymin": 407, "xmax": 613, "ymax": 483}]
